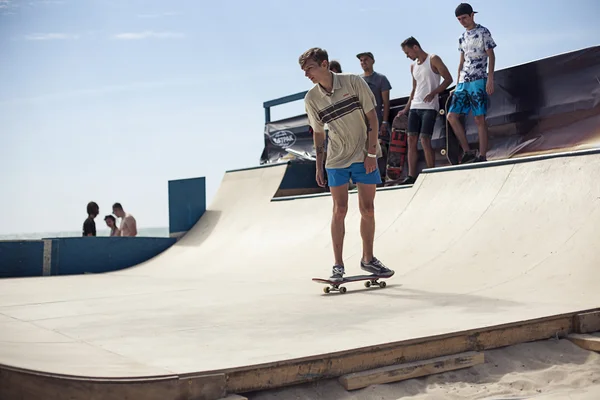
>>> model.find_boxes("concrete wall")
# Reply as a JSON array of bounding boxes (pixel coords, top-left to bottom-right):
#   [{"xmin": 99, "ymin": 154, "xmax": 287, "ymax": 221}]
[
  {"xmin": 0, "ymin": 241, "xmax": 46, "ymax": 278},
  {"xmin": 168, "ymin": 176, "xmax": 206, "ymax": 239},
  {"xmin": 48, "ymin": 237, "xmax": 176, "ymax": 275},
  {"xmin": 0, "ymin": 237, "xmax": 175, "ymax": 278}
]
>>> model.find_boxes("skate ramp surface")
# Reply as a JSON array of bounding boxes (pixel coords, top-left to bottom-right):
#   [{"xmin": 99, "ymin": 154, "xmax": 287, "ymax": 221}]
[{"xmin": 1, "ymin": 151, "xmax": 599, "ymax": 395}]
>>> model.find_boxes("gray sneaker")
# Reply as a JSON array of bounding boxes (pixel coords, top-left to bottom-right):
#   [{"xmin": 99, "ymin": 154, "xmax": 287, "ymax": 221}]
[
  {"xmin": 329, "ymin": 265, "xmax": 345, "ymax": 282},
  {"xmin": 360, "ymin": 257, "xmax": 393, "ymax": 276}
]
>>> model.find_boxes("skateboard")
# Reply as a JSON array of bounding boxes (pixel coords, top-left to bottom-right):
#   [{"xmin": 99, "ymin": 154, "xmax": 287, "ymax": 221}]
[
  {"xmin": 384, "ymin": 112, "xmax": 408, "ymax": 183},
  {"xmin": 312, "ymin": 272, "xmax": 394, "ymax": 294},
  {"xmin": 439, "ymin": 91, "xmax": 462, "ymax": 165}
]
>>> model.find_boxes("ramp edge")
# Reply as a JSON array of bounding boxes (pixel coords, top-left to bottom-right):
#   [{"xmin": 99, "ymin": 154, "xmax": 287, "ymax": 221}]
[
  {"xmin": 3, "ymin": 308, "xmax": 598, "ymax": 400},
  {"xmin": 422, "ymin": 147, "xmax": 600, "ymax": 175}
]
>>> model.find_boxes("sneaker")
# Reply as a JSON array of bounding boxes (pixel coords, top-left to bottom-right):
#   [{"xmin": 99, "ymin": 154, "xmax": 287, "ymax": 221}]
[
  {"xmin": 329, "ymin": 265, "xmax": 345, "ymax": 282},
  {"xmin": 400, "ymin": 176, "xmax": 416, "ymax": 185},
  {"xmin": 460, "ymin": 150, "xmax": 477, "ymax": 164},
  {"xmin": 360, "ymin": 257, "xmax": 393, "ymax": 276},
  {"xmin": 474, "ymin": 155, "xmax": 487, "ymax": 162}
]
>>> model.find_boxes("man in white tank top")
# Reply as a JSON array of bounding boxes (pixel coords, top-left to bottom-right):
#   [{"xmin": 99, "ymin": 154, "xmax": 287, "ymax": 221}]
[{"xmin": 395, "ymin": 37, "xmax": 453, "ymax": 184}]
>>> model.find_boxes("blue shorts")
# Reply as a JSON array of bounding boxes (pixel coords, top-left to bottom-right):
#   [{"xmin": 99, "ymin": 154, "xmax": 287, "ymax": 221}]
[
  {"xmin": 326, "ymin": 162, "xmax": 381, "ymax": 187},
  {"xmin": 448, "ymin": 78, "xmax": 488, "ymax": 116}
]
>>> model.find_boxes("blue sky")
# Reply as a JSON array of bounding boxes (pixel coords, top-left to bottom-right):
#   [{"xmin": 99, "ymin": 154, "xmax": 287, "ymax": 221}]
[{"xmin": 0, "ymin": 0, "xmax": 598, "ymax": 236}]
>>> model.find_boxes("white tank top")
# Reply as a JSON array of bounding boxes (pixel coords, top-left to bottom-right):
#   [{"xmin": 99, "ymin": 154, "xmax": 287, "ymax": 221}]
[{"xmin": 411, "ymin": 55, "xmax": 441, "ymax": 111}]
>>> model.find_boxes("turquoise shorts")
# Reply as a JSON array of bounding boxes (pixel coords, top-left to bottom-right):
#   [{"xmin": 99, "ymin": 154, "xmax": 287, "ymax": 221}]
[
  {"xmin": 448, "ymin": 78, "xmax": 488, "ymax": 116},
  {"xmin": 326, "ymin": 162, "xmax": 381, "ymax": 187}
]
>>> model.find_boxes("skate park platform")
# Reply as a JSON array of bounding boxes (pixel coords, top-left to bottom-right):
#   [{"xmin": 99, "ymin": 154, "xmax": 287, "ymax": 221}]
[{"xmin": 1, "ymin": 147, "xmax": 600, "ymax": 399}]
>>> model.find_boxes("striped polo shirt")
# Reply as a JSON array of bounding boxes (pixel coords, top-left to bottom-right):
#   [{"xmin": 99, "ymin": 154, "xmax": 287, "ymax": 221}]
[{"xmin": 304, "ymin": 72, "xmax": 382, "ymax": 169}]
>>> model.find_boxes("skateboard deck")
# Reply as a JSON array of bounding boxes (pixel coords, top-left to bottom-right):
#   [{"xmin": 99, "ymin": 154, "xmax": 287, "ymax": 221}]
[
  {"xmin": 312, "ymin": 272, "xmax": 394, "ymax": 294},
  {"xmin": 439, "ymin": 91, "xmax": 462, "ymax": 165},
  {"xmin": 384, "ymin": 112, "xmax": 408, "ymax": 183}
]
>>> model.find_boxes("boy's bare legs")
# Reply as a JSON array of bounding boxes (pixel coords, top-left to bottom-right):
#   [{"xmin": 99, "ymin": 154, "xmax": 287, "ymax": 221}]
[
  {"xmin": 447, "ymin": 112, "xmax": 471, "ymax": 152},
  {"xmin": 329, "ymin": 183, "xmax": 348, "ymax": 266},
  {"xmin": 421, "ymin": 136, "xmax": 435, "ymax": 168},
  {"xmin": 407, "ymin": 135, "xmax": 419, "ymax": 178},
  {"xmin": 357, "ymin": 182, "xmax": 376, "ymax": 262},
  {"xmin": 474, "ymin": 115, "xmax": 488, "ymax": 158}
]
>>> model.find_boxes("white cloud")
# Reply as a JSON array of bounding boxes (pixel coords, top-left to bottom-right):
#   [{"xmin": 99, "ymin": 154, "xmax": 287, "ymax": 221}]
[
  {"xmin": 0, "ymin": 0, "xmax": 16, "ymax": 9},
  {"xmin": 112, "ymin": 31, "xmax": 185, "ymax": 40},
  {"xmin": 24, "ymin": 33, "xmax": 79, "ymax": 40},
  {"xmin": 0, "ymin": 80, "xmax": 204, "ymax": 106},
  {"xmin": 136, "ymin": 11, "xmax": 180, "ymax": 19}
]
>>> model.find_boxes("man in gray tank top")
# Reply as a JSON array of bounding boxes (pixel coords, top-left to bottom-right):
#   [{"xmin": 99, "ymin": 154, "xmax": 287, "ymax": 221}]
[{"xmin": 396, "ymin": 37, "xmax": 453, "ymax": 185}]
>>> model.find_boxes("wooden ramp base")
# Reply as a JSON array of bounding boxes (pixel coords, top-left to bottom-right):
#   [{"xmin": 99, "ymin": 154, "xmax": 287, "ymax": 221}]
[
  {"xmin": 567, "ymin": 333, "xmax": 600, "ymax": 352},
  {"xmin": 573, "ymin": 311, "xmax": 600, "ymax": 334},
  {"xmin": 338, "ymin": 351, "xmax": 484, "ymax": 391}
]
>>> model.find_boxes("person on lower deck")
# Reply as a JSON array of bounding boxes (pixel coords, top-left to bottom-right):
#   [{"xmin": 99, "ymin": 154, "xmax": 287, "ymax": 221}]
[{"xmin": 299, "ymin": 47, "xmax": 393, "ymax": 282}]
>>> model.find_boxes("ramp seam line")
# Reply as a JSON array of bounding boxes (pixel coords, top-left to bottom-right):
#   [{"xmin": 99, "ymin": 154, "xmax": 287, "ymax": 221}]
[
  {"xmin": 398, "ymin": 164, "xmax": 516, "ymax": 278},
  {"xmin": 466, "ymin": 203, "xmax": 600, "ymax": 295}
]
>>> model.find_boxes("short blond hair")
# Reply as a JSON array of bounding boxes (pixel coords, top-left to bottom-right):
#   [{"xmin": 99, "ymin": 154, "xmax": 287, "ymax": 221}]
[{"xmin": 298, "ymin": 47, "xmax": 329, "ymax": 68}]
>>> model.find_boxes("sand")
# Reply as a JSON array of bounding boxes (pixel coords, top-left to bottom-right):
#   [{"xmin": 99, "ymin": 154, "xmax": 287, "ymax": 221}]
[{"xmin": 245, "ymin": 338, "xmax": 600, "ymax": 400}]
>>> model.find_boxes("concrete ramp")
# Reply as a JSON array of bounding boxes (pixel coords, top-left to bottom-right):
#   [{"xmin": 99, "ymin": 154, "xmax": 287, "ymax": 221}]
[{"xmin": 1, "ymin": 151, "xmax": 600, "ymax": 399}]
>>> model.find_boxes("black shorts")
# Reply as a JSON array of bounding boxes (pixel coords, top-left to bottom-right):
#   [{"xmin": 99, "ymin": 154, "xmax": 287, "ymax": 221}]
[{"xmin": 407, "ymin": 109, "xmax": 437, "ymax": 138}]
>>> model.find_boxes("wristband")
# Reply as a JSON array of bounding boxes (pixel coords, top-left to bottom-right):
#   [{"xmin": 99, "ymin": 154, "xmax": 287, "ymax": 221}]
[{"xmin": 367, "ymin": 153, "xmax": 377, "ymax": 158}]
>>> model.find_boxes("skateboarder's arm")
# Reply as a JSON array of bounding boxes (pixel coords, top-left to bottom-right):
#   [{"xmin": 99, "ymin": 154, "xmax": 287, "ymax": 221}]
[
  {"xmin": 313, "ymin": 129, "xmax": 326, "ymax": 168},
  {"xmin": 430, "ymin": 55, "xmax": 453, "ymax": 95},
  {"xmin": 365, "ymin": 108, "xmax": 379, "ymax": 156},
  {"xmin": 382, "ymin": 90, "xmax": 390, "ymax": 123},
  {"xmin": 486, "ymin": 48, "xmax": 495, "ymax": 78},
  {"xmin": 400, "ymin": 65, "xmax": 416, "ymax": 115},
  {"xmin": 456, "ymin": 52, "xmax": 464, "ymax": 86}
]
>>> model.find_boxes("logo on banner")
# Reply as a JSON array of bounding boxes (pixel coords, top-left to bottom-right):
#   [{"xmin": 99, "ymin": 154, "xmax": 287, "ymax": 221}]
[{"xmin": 270, "ymin": 130, "xmax": 297, "ymax": 148}]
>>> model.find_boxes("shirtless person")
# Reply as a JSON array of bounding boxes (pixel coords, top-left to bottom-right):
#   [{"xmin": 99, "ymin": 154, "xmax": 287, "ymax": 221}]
[
  {"xmin": 300, "ymin": 47, "xmax": 393, "ymax": 282},
  {"xmin": 112, "ymin": 203, "xmax": 137, "ymax": 237},
  {"xmin": 397, "ymin": 36, "xmax": 453, "ymax": 184},
  {"xmin": 104, "ymin": 215, "xmax": 120, "ymax": 237}
]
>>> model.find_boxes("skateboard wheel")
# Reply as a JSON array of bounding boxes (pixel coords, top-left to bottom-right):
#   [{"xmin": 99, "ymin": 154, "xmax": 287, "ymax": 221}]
[
  {"xmin": 380, "ymin": 281, "xmax": 387, "ymax": 288},
  {"xmin": 340, "ymin": 287, "xmax": 347, "ymax": 294},
  {"xmin": 324, "ymin": 287, "xmax": 330, "ymax": 294},
  {"xmin": 441, "ymin": 149, "xmax": 447, "ymax": 156},
  {"xmin": 365, "ymin": 281, "xmax": 371, "ymax": 288},
  {"xmin": 439, "ymin": 109, "xmax": 445, "ymax": 115}
]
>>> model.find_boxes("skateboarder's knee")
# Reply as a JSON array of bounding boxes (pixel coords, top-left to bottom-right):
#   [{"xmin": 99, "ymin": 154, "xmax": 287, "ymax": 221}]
[
  {"xmin": 407, "ymin": 135, "xmax": 418, "ymax": 147},
  {"xmin": 448, "ymin": 112, "xmax": 460, "ymax": 124},
  {"xmin": 333, "ymin": 203, "xmax": 348, "ymax": 219},
  {"xmin": 421, "ymin": 137, "xmax": 432, "ymax": 149},
  {"xmin": 358, "ymin": 202, "xmax": 374, "ymax": 218},
  {"xmin": 473, "ymin": 115, "xmax": 487, "ymax": 126}
]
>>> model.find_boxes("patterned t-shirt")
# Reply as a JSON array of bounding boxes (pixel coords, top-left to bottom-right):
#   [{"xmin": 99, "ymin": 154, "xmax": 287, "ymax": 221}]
[{"xmin": 458, "ymin": 24, "xmax": 497, "ymax": 83}]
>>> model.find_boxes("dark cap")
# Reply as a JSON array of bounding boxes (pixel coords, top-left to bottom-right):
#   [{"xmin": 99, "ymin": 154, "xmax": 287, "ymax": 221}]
[
  {"xmin": 455, "ymin": 3, "xmax": 477, "ymax": 17},
  {"xmin": 356, "ymin": 52, "xmax": 374, "ymax": 60}
]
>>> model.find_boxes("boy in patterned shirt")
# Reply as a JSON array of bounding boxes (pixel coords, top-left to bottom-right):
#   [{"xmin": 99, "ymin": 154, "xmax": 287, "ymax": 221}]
[{"xmin": 447, "ymin": 3, "xmax": 497, "ymax": 163}]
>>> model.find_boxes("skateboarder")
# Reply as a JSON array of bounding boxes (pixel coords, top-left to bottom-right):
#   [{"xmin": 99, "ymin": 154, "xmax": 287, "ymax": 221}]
[
  {"xmin": 396, "ymin": 36, "xmax": 454, "ymax": 184},
  {"xmin": 299, "ymin": 47, "xmax": 393, "ymax": 282},
  {"xmin": 447, "ymin": 2, "xmax": 497, "ymax": 163}
]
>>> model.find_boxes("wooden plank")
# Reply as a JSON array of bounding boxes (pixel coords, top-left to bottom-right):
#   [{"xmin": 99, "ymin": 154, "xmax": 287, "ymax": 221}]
[
  {"xmin": 568, "ymin": 334, "xmax": 600, "ymax": 352},
  {"xmin": 573, "ymin": 311, "xmax": 600, "ymax": 334},
  {"xmin": 226, "ymin": 315, "xmax": 572, "ymax": 393},
  {"xmin": 338, "ymin": 351, "xmax": 484, "ymax": 391}
]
